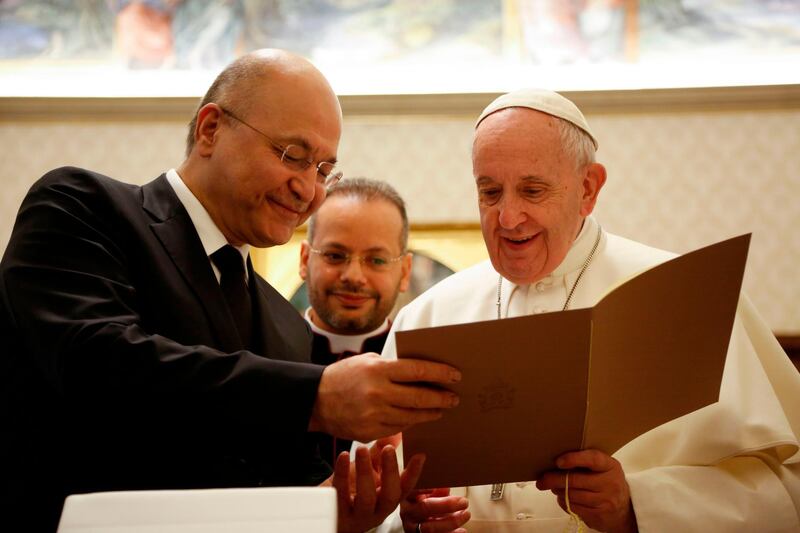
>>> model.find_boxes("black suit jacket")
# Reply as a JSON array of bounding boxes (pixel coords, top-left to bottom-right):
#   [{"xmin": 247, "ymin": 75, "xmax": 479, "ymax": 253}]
[{"xmin": 0, "ymin": 167, "xmax": 329, "ymax": 531}]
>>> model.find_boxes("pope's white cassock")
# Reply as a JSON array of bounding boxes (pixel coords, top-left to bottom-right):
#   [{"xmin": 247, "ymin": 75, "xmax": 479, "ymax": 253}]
[{"xmin": 380, "ymin": 216, "xmax": 800, "ymax": 532}]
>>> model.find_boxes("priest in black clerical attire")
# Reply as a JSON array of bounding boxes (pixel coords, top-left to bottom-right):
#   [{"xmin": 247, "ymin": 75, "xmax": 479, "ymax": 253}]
[{"xmin": 299, "ymin": 178, "xmax": 413, "ymax": 466}]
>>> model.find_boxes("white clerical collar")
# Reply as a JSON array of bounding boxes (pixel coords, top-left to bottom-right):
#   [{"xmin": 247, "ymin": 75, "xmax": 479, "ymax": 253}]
[
  {"xmin": 304, "ymin": 308, "xmax": 390, "ymax": 354},
  {"xmin": 503, "ymin": 215, "xmax": 602, "ymax": 291},
  {"xmin": 165, "ymin": 169, "xmax": 249, "ymax": 278},
  {"xmin": 550, "ymin": 215, "xmax": 601, "ymax": 278}
]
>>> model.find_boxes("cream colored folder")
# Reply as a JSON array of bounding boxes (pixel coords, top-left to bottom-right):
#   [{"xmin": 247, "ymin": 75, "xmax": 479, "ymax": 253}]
[{"xmin": 398, "ymin": 234, "xmax": 750, "ymax": 488}]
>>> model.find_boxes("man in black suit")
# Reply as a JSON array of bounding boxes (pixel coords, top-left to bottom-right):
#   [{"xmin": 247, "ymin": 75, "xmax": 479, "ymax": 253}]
[
  {"xmin": 0, "ymin": 49, "xmax": 461, "ymax": 532},
  {"xmin": 300, "ymin": 178, "xmax": 412, "ymax": 467}
]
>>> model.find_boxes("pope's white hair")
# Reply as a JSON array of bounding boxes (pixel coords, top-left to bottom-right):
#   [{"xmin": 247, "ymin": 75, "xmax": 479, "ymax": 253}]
[{"xmin": 556, "ymin": 117, "xmax": 596, "ymax": 172}]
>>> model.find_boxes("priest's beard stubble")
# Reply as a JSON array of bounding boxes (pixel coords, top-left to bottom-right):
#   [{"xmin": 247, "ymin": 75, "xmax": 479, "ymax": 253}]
[{"xmin": 309, "ymin": 280, "xmax": 400, "ymax": 334}]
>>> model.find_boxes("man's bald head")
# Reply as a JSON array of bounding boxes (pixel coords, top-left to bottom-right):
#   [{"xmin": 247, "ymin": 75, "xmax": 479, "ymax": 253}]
[{"xmin": 185, "ymin": 49, "xmax": 341, "ymax": 156}]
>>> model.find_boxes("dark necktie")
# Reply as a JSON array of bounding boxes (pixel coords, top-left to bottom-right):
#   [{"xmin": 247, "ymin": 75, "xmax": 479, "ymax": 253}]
[{"xmin": 211, "ymin": 245, "xmax": 252, "ymax": 349}]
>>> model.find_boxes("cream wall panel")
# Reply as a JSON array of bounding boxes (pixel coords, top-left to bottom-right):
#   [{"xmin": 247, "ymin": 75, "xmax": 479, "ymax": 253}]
[
  {"xmin": 1, "ymin": 106, "xmax": 798, "ymax": 333},
  {"xmin": 591, "ymin": 110, "xmax": 800, "ymax": 334},
  {"xmin": 338, "ymin": 117, "xmax": 478, "ymax": 223},
  {"xmin": 0, "ymin": 120, "xmax": 186, "ymax": 241}
]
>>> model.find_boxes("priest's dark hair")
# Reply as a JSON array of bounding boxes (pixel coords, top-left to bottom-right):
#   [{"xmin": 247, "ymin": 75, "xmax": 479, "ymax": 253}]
[{"xmin": 308, "ymin": 178, "xmax": 409, "ymax": 251}]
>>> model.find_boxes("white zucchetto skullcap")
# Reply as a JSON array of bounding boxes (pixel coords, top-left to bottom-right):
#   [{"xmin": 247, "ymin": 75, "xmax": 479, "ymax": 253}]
[{"xmin": 476, "ymin": 88, "xmax": 598, "ymax": 149}]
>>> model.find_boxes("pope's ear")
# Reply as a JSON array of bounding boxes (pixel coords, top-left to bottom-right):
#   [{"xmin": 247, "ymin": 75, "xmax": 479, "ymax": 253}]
[
  {"xmin": 580, "ymin": 163, "xmax": 607, "ymax": 217},
  {"xmin": 299, "ymin": 240, "xmax": 312, "ymax": 280},
  {"xmin": 194, "ymin": 104, "xmax": 224, "ymax": 157}
]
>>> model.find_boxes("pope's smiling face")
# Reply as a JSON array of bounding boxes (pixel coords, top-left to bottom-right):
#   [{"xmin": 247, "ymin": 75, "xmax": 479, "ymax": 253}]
[{"xmin": 473, "ymin": 107, "xmax": 602, "ymax": 285}]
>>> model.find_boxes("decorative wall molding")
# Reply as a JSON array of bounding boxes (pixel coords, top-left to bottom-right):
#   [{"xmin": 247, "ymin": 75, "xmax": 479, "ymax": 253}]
[{"xmin": 2, "ymin": 85, "xmax": 799, "ymax": 121}]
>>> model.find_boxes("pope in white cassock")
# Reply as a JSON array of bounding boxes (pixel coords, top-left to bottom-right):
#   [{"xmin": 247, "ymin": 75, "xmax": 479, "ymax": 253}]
[{"xmin": 377, "ymin": 90, "xmax": 800, "ymax": 533}]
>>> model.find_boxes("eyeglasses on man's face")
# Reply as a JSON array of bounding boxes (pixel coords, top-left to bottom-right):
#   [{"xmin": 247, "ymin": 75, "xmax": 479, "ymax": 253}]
[
  {"xmin": 219, "ymin": 106, "xmax": 343, "ymax": 189},
  {"xmin": 309, "ymin": 248, "xmax": 406, "ymax": 272}
]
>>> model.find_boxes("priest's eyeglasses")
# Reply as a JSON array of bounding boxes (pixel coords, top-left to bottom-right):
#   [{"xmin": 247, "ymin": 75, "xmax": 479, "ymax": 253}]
[
  {"xmin": 220, "ymin": 107, "xmax": 343, "ymax": 189},
  {"xmin": 309, "ymin": 248, "xmax": 405, "ymax": 272}
]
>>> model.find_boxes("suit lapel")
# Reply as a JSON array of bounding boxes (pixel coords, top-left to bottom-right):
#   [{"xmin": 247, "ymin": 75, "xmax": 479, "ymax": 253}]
[{"xmin": 142, "ymin": 175, "xmax": 243, "ymax": 352}]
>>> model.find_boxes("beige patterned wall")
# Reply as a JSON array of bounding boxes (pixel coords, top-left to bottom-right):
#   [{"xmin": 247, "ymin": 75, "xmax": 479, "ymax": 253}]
[{"xmin": 1, "ymin": 96, "xmax": 798, "ymax": 333}]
